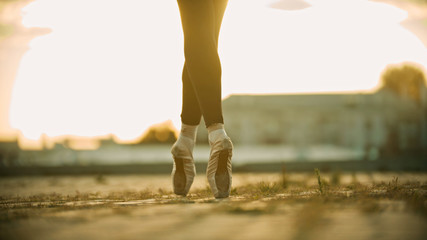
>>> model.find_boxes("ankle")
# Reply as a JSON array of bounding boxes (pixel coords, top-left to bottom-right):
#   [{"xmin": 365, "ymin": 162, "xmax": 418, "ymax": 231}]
[
  {"xmin": 180, "ymin": 123, "xmax": 198, "ymax": 140},
  {"xmin": 171, "ymin": 135, "xmax": 195, "ymax": 159},
  {"xmin": 208, "ymin": 124, "xmax": 230, "ymax": 144},
  {"xmin": 207, "ymin": 123, "xmax": 224, "ymax": 134}
]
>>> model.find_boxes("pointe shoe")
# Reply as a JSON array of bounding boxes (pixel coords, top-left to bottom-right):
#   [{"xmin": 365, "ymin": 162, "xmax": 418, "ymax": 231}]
[
  {"xmin": 171, "ymin": 139, "xmax": 196, "ymax": 196},
  {"xmin": 206, "ymin": 137, "xmax": 233, "ymax": 198}
]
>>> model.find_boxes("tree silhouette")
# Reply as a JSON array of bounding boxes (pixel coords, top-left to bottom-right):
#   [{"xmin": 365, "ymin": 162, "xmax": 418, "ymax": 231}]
[
  {"xmin": 380, "ymin": 63, "xmax": 427, "ymax": 105},
  {"xmin": 139, "ymin": 121, "xmax": 177, "ymax": 144}
]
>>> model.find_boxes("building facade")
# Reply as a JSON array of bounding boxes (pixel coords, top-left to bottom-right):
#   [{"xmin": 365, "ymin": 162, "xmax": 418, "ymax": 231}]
[{"xmin": 198, "ymin": 89, "xmax": 426, "ymax": 157}]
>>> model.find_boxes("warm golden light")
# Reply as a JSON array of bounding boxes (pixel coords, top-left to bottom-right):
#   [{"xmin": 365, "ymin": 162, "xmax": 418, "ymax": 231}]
[{"xmin": 6, "ymin": 0, "xmax": 427, "ymax": 147}]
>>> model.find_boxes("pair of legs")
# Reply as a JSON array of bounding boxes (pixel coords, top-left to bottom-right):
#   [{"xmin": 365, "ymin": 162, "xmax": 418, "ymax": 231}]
[
  {"xmin": 179, "ymin": 0, "xmax": 228, "ymax": 126},
  {"xmin": 171, "ymin": 0, "xmax": 233, "ymax": 198}
]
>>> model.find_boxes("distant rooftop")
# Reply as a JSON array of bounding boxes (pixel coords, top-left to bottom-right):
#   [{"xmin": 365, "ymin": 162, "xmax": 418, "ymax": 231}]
[{"xmin": 223, "ymin": 90, "xmax": 415, "ymax": 110}]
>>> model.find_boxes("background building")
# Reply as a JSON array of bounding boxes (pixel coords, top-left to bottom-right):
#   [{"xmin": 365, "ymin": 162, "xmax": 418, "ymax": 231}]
[{"xmin": 197, "ymin": 88, "xmax": 426, "ymax": 160}]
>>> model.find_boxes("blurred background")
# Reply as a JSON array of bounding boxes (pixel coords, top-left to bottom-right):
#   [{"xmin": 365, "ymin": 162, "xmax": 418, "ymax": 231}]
[{"xmin": 0, "ymin": 0, "xmax": 426, "ymax": 174}]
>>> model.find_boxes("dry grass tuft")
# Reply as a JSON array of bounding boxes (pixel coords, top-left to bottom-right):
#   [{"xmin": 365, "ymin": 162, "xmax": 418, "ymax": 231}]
[{"xmin": 1, "ymin": 172, "xmax": 426, "ymax": 222}]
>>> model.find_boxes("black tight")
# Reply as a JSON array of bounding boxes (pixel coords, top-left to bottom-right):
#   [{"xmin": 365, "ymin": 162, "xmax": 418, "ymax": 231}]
[{"xmin": 177, "ymin": 0, "xmax": 228, "ymax": 127}]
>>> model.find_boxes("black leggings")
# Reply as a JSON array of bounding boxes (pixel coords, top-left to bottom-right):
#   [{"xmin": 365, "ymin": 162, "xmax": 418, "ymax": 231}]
[{"xmin": 177, "ymin": 0, "xmax": 228, "ymax": 127}]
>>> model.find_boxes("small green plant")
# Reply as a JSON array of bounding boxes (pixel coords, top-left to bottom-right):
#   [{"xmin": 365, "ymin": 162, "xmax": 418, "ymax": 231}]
[
  {"xmin": 230, "ymin": 187, "xmax": 238, "ymax": 196},
  {"xmin": 281, "ymin": 166, "xmax": 289, "ymax": 189},
  {"xmin": 387, "ymin": 176, "xmax": 400, "ymax": 193},
  {"xmin": 256, "ymin": 181, "xmax": 282, "ymax": 195},
  {"xmin": 331, "ymin": 170, "xmax": 341, "ymax": 186},
  {"xmin": 314, "ymin": 168, "xmax": 324, "ymax": 194}
]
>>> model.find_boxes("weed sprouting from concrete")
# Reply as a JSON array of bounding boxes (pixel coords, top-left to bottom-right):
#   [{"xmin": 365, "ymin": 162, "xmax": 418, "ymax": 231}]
[
  {"xmin": 331, "ymin": 170, "xmax": 341, "ymax": 186},
  {"xmin": 281, "ymin": 166, "xmax": 289, "ymax": 189},
  {"xmin": 257, "ymin": 181, "xmax": 282, "ymax": 195},
  {"xmin": 388, "ymin": 176, "xmax": 399, "ymax": 192},
  {"xmin": 315, "ymin": 168, "xmax": 324, "ymax": 194}
]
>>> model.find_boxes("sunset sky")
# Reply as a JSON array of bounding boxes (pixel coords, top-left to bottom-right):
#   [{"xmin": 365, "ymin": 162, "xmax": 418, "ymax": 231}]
[{"xmin": 3, "ymin": 0, "xmax": 427, "ymax": 147}]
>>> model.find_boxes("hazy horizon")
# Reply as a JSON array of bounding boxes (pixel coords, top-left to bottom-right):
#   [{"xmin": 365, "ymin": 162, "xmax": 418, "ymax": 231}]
[{"xmin": 1, "ymin": 0, "xmax": 427, "ymax": 148}]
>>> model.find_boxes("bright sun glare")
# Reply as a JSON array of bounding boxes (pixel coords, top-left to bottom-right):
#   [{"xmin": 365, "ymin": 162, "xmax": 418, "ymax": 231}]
[{"xmin": 9, "ymin": 0, "xmax": 427, "ymax": 144}]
